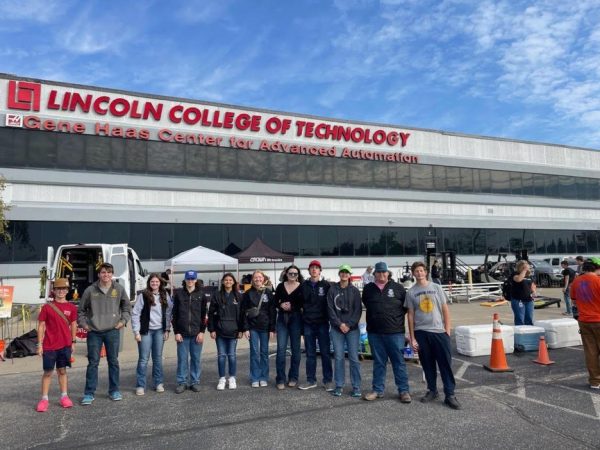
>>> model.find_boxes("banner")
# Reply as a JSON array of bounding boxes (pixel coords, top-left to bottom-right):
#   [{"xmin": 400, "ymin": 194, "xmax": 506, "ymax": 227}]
[{"xmin": 0, "ymin": 286, "xmax": 14, "ymax": 318}]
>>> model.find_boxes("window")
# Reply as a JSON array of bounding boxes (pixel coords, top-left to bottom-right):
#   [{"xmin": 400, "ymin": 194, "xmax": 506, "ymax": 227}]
[{"xmin": 319, "ymin": 227, "xmax": 339, "ymax": 256}]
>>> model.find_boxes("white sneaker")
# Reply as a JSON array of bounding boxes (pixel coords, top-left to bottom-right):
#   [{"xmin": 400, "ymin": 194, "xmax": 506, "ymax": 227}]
[
  {"xmin": 228, "ymin": 377, "xmax": 237, "ymax": 390},
  {"xmin": 156, "ymin": 384, "xmax": 165, "ymax": 393},
  {"xmin": 259, "ymin": 380, "xmax": 268, "ymax": 387},
  {"xmin": 135, "ymin": 387, "xmax": 145, "ymax": 396},
  {"xmin": 251, "ymin": 382, "xmax": 260, "ymax": 388},
  {"xmin": 217, "ymin": 377, "xmax": 226, "ymax": 391}
]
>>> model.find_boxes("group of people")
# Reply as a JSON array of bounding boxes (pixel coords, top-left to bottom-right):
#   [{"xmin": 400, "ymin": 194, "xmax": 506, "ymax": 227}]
[{"xmin": 35, "ymin": 259, "xmax": 462, "ymax": 412}]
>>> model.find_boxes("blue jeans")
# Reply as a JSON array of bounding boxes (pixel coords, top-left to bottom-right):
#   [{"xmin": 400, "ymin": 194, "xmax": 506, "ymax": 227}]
[
  {"xmin": 511, "ymin": 299, "xmax": 534, "ymax": 325},
  {"xmin": 85, "ymin": 329, "xmax": 121, "ymax": 396},
  {"xmin": 249, "ymin": 329, "xmax": 269, "ymax": 383},
  {"xmin": 563, "ymin": 290, "xmax": 572, "ymax": 314},
  {"xmin": 176, "ymin": 336, "xmax": 203, "ymax": 385},
  {"xmin": 368, "ymin": 332, "xmax": 409, "ymax": 394},
  {"xmin": 216, "ymin": 337, "xmax": 238, "ymax": 378},
  {"xmin": 331, "ymin": 327, "xmax": 361, "ymax": 390},
  {"xmin": 276, "ymin": 312, "xmax": 302, "ymax": 384},
  {"xmin": 303, "ymin": 322, "xmax": 333, "ymax": 384},
  {"xmin": 415, "ymin": 330, "xmax": 455, "ymax": 397},
  {"xmin": 136, "ymin": 329, "xmax": 164, "ymax": 389}
]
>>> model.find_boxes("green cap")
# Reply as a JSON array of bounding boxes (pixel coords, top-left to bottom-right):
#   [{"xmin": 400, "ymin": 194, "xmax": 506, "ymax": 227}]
[
  {"xmin": 338, "ymin": 264, "xmax": 352, "ymax": 274},
  {"xmin": 589, "ymin": 257, "xmax": 600, "ymax": 267}
]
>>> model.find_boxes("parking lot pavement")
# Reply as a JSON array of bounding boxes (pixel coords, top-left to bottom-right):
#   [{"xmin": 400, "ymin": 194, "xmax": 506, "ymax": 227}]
[{"xmin": 1, "ymin": 339, "xmax": 599, "ymax": 450}]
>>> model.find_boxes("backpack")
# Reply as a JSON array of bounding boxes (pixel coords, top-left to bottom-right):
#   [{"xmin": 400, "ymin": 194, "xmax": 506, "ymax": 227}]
[
  {"xmin": 5, "ymin": 329, "xmax": 38, "ymax": 358},
  {"xmin": 501, "ymin": 277, "xmax": 512, "ymax": 299}
]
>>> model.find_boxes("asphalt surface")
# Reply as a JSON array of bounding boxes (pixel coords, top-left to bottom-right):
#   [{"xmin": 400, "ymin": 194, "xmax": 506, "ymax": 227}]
[{"xmin": 2, "ymin": 289, "xmax": 599, "ymax": 449}]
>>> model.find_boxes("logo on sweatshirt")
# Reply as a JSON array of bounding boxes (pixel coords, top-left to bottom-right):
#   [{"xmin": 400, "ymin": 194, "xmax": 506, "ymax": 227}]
[
  {"xmin": 387, "ymin": 289, "xmax": 394, "ymax": 298},
  {"xmin": 111, "ymin": 289, "xmax": 118, "ymax": 298},
  {"xmin": 318, "ymin": 287, "xmax": 325, "ymax": 296}
]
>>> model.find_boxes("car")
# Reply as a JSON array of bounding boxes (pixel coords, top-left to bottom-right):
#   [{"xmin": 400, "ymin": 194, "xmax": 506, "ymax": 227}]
[
  {"xmin": 487, "ymin": 261, "xmax": 535, "ymax": 283},
  {"xmin": 529, "ymin": 259, "xmax": 562, "ymax": 287}
]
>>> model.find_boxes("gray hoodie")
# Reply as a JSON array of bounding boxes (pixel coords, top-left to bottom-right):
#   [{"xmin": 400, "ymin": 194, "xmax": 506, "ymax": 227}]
[
  {"xmin": 78, "ymin": 280, "xmax": 131, "ymax": 332},
  {"xmin": 327, "ymin": 282, "xmax": 362, "ymax": 331}
]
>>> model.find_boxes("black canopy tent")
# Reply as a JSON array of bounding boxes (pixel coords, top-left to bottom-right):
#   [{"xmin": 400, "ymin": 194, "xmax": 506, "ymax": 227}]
[{"xmin": 235, "ymin": 238, "xmax": 294, "ymax": 284}]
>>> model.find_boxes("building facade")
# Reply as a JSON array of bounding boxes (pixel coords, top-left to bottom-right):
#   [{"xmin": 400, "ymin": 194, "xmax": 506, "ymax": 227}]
[{"xmin": 1, "ymin": 73, "xmax": 599, "ymax": 299}]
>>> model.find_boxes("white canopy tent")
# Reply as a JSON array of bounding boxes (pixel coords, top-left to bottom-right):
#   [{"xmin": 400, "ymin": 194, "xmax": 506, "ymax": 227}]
[{"xmin": 164, "ymin": 246, "xmax": 238, "ymax": 291}]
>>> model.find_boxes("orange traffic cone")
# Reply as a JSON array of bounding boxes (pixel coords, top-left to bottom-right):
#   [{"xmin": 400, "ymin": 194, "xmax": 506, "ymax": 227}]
[
  {"xmin": 533, "ymin": 336, "xmax": 554, "ymax": 365},
  {"xmin": 484, "ymin": 313, "xmax": 514, "ymax": 372},
  {"xmin": 100, "ymin": 344, "xmax": 106, "ymax": 358}
]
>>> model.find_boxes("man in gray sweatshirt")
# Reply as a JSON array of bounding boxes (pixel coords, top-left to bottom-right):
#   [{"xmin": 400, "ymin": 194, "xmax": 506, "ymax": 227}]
[{"xmin": 78, "ymin": 263, "xmax": 130, "ymax": 405}]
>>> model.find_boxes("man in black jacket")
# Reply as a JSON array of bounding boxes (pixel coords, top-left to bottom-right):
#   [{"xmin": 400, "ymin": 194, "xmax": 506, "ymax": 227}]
[
  {"xmin": 361, "ymin": 261, "xmax": 411, "ymax": 403},
  {"xmin": 298, "ymin": 260, "xmax": 333, "ymax": 391},
  {"xmin": 172, "ymin": 271, "xmax": 207, "ymax": 394}
]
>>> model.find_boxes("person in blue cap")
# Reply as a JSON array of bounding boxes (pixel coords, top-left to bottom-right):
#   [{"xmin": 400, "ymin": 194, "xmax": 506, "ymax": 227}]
[
  {"xmin": 361, "ymin": 261, "xmax": 411, "ymax": 403},
  {"xmin": 172, "ymin": 270, "xmax": 207, "ymax": 394}
]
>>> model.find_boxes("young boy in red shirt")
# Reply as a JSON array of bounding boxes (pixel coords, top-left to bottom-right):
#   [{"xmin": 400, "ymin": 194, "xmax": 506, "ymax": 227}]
[{"xmin": 36, "ymin": 278, "xmax": 78, "ymax": 412}]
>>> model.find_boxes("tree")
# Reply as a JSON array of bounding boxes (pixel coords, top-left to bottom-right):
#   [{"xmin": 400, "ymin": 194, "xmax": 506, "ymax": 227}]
[{"xmin": 0, "ymin": 177, "xmax": 10, "ymax": 243}]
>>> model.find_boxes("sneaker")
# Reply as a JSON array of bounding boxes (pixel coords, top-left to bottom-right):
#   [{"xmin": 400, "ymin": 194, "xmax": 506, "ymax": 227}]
[
  {"xmin": 276, "ymin": 383, "xmax": 285, "ymax": 390},
  {"xmin": 80, "ymin": 394, "xmax": 95, "ymax": 405},
  {"xmin": 156, "ymin": 384, "xmax": 165, "ymax": 393},
  {"xmin": 287, "ymin": 380, "xmax": 297, "ymax": 388},
  {"xmin": 228, "ymin": 377, "xmax": 237, "ymax": 390},
  {"xmin": 217, "ymin": 377, "xmax": 227, "ymax": 391},
  {"xmin": 190, "ymin": 384, "xmax": 201, "ymax": 393},
  {"xmin": 350, "ymin": 389, "xmax": 362, "ymax": 398},
  {"xmin": 420, "ymin": 390, "xmax": 439, "ymax": 403},
  {"xmin": 590, "ymin": 384, "xmax": 600, "ymax": 390},
  {"xmin": 363, "ymin": 391, "xmax": 384, "ymax": 401},
  {"xmin": 331, "ymin": 388, "xmax": 343, "ymax": 397},
  {"xmin": 36, "ymin": 399, "xmax": 49, "ymax": 412},
  {"xmin": 323, "ymin": 382, "xmax": 335, "ymax": 392},
  {"xmin": 110, "ymin": 391, "xmax": 123, "ymax": 401},
  {"xmin": 59, "ymin": 396, "xmax": 73, "ymax": 408},
  {"xmin": 135, "ymin": 387, "xmax": 145, "ymax": 396},
  {"xmin": 175, "ymin": 384, "xmax": 186, "ymax": 394},
  {"xmin": 444, "ymin": 395, "xmax": 462, "ymax": 410},
  {"xmin": 251, "ymin": 381, "xmax": 260, "ymax": 388},
  {"xmin": 562, "ymin": 312, "xmax": 571, "ymax": 316},
  {"xmin": 298, "ymin": 382, "xmax": 317, "ymax": 390},
  {"xmin": 259, "ymin": 380, "xmax": 268, "ymax": 387},
  {"xmin": 399, "ymin": 392, "xmax": 412, "ymax": 403}
]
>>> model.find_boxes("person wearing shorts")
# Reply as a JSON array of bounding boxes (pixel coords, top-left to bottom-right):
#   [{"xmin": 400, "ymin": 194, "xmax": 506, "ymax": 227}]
[{"xmin": 36, "ymin": 278, "xmax": 78, "ymax": 412}]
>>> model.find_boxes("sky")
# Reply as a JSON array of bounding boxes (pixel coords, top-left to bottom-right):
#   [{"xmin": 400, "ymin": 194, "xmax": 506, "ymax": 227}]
[{"xmin": 2, "ymin": 0, "xmax": 600, "ymax": 149}]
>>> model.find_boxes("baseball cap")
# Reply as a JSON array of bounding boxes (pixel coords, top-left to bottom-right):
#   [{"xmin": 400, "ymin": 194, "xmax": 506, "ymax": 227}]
[
  {"xmin": 338, "ymin": 264, "xmax": 352, "ymax": 274},
  {"xmin": 184, "ymin": 270, "xmax": 198, "ymax": 280},
  {"xmin": 588, "ymin": 257, "xmax": 600, "ymax": 267},
  {"xmin": 374, "ymin": 262, "xmax": 388, "ymax": 273},
  {"xmin": 308, "ymin": 260, "xmax": 322, "ymax": 269},
  {"xmin": 53, "ymin": 278, "xmax": 69, "ymax": 289}
]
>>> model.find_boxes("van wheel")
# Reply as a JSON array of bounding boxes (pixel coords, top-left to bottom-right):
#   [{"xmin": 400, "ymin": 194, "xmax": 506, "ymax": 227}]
[{"xmin": 538, "ymin": 274, "xmax": 550, "ymax": 287}]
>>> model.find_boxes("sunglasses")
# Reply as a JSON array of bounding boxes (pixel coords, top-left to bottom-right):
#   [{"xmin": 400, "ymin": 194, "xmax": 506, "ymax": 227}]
[{"xmin": 287, "ymin": 272, "xmax": 299, "ymax": 276}]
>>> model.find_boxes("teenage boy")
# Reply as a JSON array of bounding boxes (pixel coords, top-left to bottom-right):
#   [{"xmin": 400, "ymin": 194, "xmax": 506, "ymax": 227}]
[
  {"xmin": 36, "ymin": 278, "xmax": 78, "ymax": 412},
  {"xmin": 361, "ymin": 261, "xmax": 411, "ymax": 403},
  {"xmin": 561, "ymin": 259, "xmax": 576, "ymax": 316},
  {"xmin": 78, "ymin": 263, "xmax": 131, "ymax": 405},
  {"xmin": 327, "ymin": 264, "xmax": 362, "ymax": 397},
  {"xmin": 406, "ymin": 261, "xmax": 461, "ymax": 410},
  {"xmin": 299, "ymin": 260, "xmax": 333, "ymax": 391}
]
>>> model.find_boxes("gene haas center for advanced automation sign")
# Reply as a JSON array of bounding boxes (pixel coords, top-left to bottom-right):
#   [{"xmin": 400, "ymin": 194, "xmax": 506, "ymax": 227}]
[{"xmin": 2, "ymin": 78, "xmax": 418, "ymax": 164}]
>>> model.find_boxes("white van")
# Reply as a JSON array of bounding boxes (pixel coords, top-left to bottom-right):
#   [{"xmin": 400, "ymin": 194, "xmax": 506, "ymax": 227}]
[
  {"xmin": 45, "ymin": 243, "xmax": 148, "ymax": 302},
  {"xmin": 543, "ymin": 256, "xmax": 579, "ymax": 274}
]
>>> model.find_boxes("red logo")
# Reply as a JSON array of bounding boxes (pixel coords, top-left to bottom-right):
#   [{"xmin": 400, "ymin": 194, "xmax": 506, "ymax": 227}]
[
  {"xmin": 5, "ymin": 114, "xmax": 22, "ymax": 127},
  {"xmin": 7, "ymin": 80, "xmax": 41, "ymax": 111}
]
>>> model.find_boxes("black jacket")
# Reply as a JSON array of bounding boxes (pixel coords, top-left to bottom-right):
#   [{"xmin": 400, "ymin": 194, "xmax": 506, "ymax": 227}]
[
  {"xmin": 242, "ymin": 287, "xmax": 277, "ymax": 332},
  {"xmin": 301, "ymin": 279, "xmax": 330, "ymax": 324},
  {"xmin": 361, "ymin": 281, "xmax": 407, "ymax": 334},
  {"xmin": 172, "ymin": 286, "xmax": 207, "ymax": 337},
  {"xmin": 274, "ymin": 282, "xmax": 304, "ymax": 314},
  {"xmin": 208, "ymin": 290, "xmax": 243, "ymax": 339}
]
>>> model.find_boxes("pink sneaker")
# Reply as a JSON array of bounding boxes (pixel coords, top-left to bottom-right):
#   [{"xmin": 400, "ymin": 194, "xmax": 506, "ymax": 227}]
[
  {"xmin": 36, "ymin": 399, "xmax": 49, "ymax": 412},
  {"xmin": 59, "ymin": 396, "xmax": 73, "ymax": 408}
]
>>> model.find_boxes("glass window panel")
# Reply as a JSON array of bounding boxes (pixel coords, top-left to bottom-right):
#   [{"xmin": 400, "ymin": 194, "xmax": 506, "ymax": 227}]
[
  {"xmin": 222, "ymin": 225, "xmax": 243, "ymax": 255},
  {"xmin": 28, "ymin": 131, "xmax": 57, "ymax": 167},
  {"xmin": 491, "ymin": 171, "xmax": 510, "ymax": 194},
  {"xmin": 148, "ymin": 141, "xmax": 184, "ymax": 175},
  {"xmin": 477, "ymin": 170, "xmax": 492, "ymax": 194},
  {"xmin": 0, "ymin": 128, "xmax": 28, "ymax": 166},
  {"xmin": 332, "ymin": 158, "xmax": 349, "ymax": 186},
  {"xmin": 456, "ymin": 228, "xmax": 474, "ymax": 254},
  {"xmin": 396, "ymin": 164, "xmax": 410, "ymax": 189},
  {"xmin": 485, "ymin": 229, "xmax": 499, "ymax": 254},
  {"xmin": 86, "ymin": 135, "xmax": 113, "ymax": 170},
  {"xmin": 533, "ymin": 174, "xmax": 545, "ymax": 196},
  {"xmin": 446, "ymin": 167, "xmax": 461, "ymax": 192},
  {"xmin": 545, "ymin": 175, "xmax": 559, "ymax": 198},
  {"xmin": 404, "ymin": 228, "xmax": 418, "ymax": 255},
  {"xmin": 387, "ymin": 229, "xmax": 402, "ymax": 256},
  {"xmin": 338, "ymin": 227, "xmax": 355, "ymax": 256},
  {"xmin": 523, "ymin": 229, "xmax": 535, "ymax": 253},
  {"xmin": 41, "ymin": 222, "xmax": 70, "ymax": 253},
  {"xmin": 150, "ymin": 224, "xmax": 173, "ymax": 259},
  {"xmin": 129, "ymin": 223, "xmax": 151, "ymax": 259},
  {"xmin": 204, "ymin": 146, "xmax": 220, "ymax": 178},
  {"xmin": 354, "ymin": 228, "xmax": 369, "ymax": 256},
  {"xmin": 0, "ymin": 222, "xmax": 12, "ymax": 262},
  {"xmin": 124, "ymin": 139, "xmax": 147, "ymax": 173},
  {"xmin": 269, "ymin": 152, "xmax": 289, "ymax": 183},
  {"xmin": 243, "ymin": 225, "xmax": 263, "ymax": 248},
  {"xmin": 521, "ymin": 173, "xmax": 534, "ymax": 196},
  {"xmin": 410, "ymin": 165, "xmax": 433, "ymax": 191},
  {"xmin": 473, "ymin": 229, "xmax": 486, "ymax": 254},
  {"xmin": 510, "ymin": 172, "xmax": 522, "ymax": 196},
  {"xmin": 559, "ymin": 176, "xmax": 577, "ymax": 199},
  {"xmin": 288, "ymin": 154, "xmax": 307, "ymax": 184},
  {"xmin": 587, "ymin": 231, "xmax": 599, "ymax": 253},
  {"xmin": 110, "ymin": 137, "xmax": 126, "ymax": 172},
  {"xmin": 459, "ymin": 168, "xmax": 474, "ymax": 193},
  {"xmin": 369, "ymin": 227, "xmax": 386, "ymax": 256},
  {"xmin": 575, "ymin": 231, "xmax": 587, "ymax": 253},
  {"xmin": 12, "ymin": 221, "xmax": 43, "ymax": 262},
  {"xmin": 507, "ymin": 229, "xmax": 524, "ymax": 252},
  {"xmin": 305, "ymin": 155, "xmax": 324, "ymax": 184},
  {"xmin": 101, "ymin": 223, "xmax": 129, "ymax": 243},
  {"xmin": 372, "ymin": 163, "xmax": 388, "ymax": 189},
  {"xmin": 68, "ymin": 222, "xmax": 101, "ymax": 243},
  {"xmin": 218, "ymin": 148, "xmax": 238, "ymax": 179},
  {"xmin": 262, "ymin": 225, "xmax": 282, "ymax": 252},
  {"xmin": 199, "ymin": 224, "xmax": 223, "ymax": 252},
  {"xmin": 174, "ymin": 224, "xmax": 199, "ymax": 255},
  {"xmin": 319, "ymin": 227, "xmax": 338, "ymax": 256},
  {"xmin": 281, "ymin": 225, "xmax": 299, "ymax": 256},
  {"xmin": 298, "ymin": 225, "xmax": 319, "ymax": 256},
  {"xmin": 433, "ymin": 166, "xmax": 447, "ymax": 191},
  {"xmin": 186, "ymin": 145, "xmax": 208, "ymax": 176},
  {"xmin": 440, "ymin": 228, "xmax": 456, "ymax": 252},
  {"xmin": 56, "ymin": 133, "xmax": 85, "ymax": 169}
]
